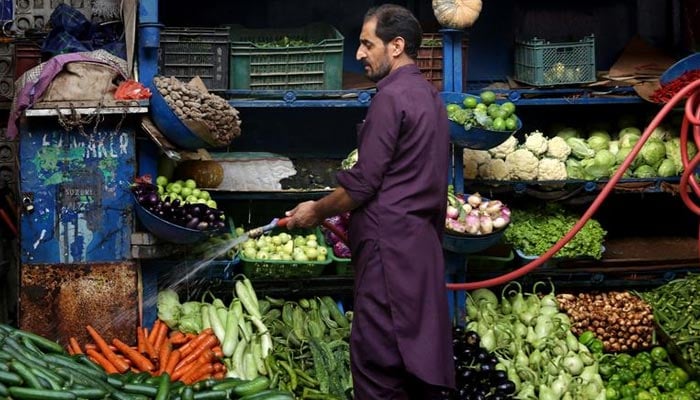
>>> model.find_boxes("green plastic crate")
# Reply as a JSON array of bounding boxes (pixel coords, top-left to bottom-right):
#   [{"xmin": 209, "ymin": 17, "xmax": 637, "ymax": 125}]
[
  {"xmin": 239, "ymin": 227, "xmax": 332, "ymax": 279},
  {"xmin": 229, "ymin": 23, "xmax": 344, "ymax": 90},
  {"xmin": 329, "ymin": 252, "xmax": 352, "ymax": 276},
  {"xmin": 514, "ymin": 35, "xmax": 596, "ymax": 86}
]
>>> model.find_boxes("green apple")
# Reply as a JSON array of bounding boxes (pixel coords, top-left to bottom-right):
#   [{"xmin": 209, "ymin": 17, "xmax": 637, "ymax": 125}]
[{"xmin": 185, "ymin": 179, "xmax": 197, "ymax": 189}]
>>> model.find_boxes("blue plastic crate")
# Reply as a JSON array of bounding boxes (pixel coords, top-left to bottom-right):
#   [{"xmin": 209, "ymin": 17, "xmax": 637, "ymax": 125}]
[{"xmin": 514, "ymin": 35, "xmax": 596, "ymax": 86}]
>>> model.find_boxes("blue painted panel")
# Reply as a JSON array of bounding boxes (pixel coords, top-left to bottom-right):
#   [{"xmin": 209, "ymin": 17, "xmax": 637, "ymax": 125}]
[{"xmin": 19, "ymin": 119, "xmax": 136, "ymax": 263}]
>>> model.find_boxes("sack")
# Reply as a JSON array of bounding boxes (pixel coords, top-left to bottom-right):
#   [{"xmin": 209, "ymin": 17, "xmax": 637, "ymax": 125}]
[{"xmin": 39, "ymin": 61, "xmax": 121, "ymax": 102}]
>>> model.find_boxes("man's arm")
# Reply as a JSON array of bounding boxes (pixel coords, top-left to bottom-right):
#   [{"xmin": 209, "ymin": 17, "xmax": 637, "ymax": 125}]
[{"xmin": 285, "ymin": 186, "xmax": 358, "ymax": 229}]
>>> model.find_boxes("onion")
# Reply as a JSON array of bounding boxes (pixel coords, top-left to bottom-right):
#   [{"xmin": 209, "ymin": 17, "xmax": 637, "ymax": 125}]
[
  {"xmin": 485, "ymin": 200, "xmax": 503, "ymax": 216},
  {"xmin": 461, "ymin": 203, "xmax": 472, "ymax": 214},
  {"xmin": 492, "ymin": 216, "xmax": 508, "ymax": 229}
]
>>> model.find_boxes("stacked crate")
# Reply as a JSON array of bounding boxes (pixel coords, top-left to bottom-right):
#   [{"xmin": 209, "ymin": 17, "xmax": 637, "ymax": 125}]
[
  {"xmin": 12, "ymin": 0, "xmax": 93, "ymax": 33},
  {"xmin": 0, "ymin": 42, "xmax": 12, "ymax": 101},
  {"xmin": 0, "ymin": 128, "xmax": 17, "ymax": 197}
]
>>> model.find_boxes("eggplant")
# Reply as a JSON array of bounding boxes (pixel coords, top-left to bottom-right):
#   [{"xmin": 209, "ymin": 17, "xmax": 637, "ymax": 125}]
[
  {"xmin": 185, "ymin": 217, "xmax": 200, "ymax": 229},
  {"xmin": 494, "ymin": 381, "xmax": 515, "ymax": 395},
  {"xmin": 464, "ymin": 330, "xmax": 480, "ymax": 347},
  {"xmin": 196, "ymin": 221, "xmax": 209, "ymax": 231}
]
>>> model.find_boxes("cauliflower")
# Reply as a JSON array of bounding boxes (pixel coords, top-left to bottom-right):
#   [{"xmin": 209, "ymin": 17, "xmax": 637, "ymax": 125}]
[
  {"xmin": 505, "ymin": 148, "xmax": 539, "ymax": 180},
  {"xmin": 537, "ymin": 157, "xmax": 568, "ymax": 181},
  {"xmin": 463, "ymin": 157, "xmax": 479, "ymax": 179},
  {"xmin": 524, "ymin": 130, "xmax": 548, "ymax": 156},
  {"xmin": 478, "ymin": 158, "xmax": 510, "ymax": 180},
  {"xmin": 488, "ymin": 136, "xmax": 519, "ymax": 159},
  {"xmin": 546, "ymin": 136, "xmax": 572, "ymax": 161},
  {"xmin": 463, "ymin": 148, "xmax": 491, "ymax": 166}
]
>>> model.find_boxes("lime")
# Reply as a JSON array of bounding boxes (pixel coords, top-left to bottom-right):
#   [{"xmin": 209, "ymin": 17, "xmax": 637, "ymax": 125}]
[
  {"xmin": 463, "ymin": 96, "xmax": 478, "ymax": 108},
  {"xmin": 446, "ymin": 103, "xmax": 461, "ymax": 114},
  {"xmin": 492, "ymin": 117, "xmax": 506, "ymax": 131},
  {"xmin": 475, "ymin": 103, "xmax": 488, "ymax": 112},
  {"xmin": 505, "ymin": 116, "xmax": 518, "ymax": 131},
  {"xmin": 480, "ymin": 90, "xmax": 497, "ymax": 105}
]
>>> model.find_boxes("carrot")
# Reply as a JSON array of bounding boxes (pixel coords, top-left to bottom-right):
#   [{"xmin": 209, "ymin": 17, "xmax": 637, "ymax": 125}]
[
  {"xmin": 153, "ymin": 322, "xmax": 169, "ymax": 354},
  {"xmin": 168, "ymin": 331, "xmax": 188, "ymax": 345},
  {"xmin": 69, "ymin": 337, "xmax": 83, "ymax": 355},
  {"xmin": 174, "ymin": 356, "xmax": 212, "ymax": 383},
  {"xmin": 174, "ymin": 336, "xmax": 218, "ymax": 371},
  {"xmin": 137, "ymin": 327, "xmax": 147, "ymax": 355},
  {"xmin": 158, "ymin": 342, "xmax": 172, "ymax": 375},
  {"xmin": 164, "ymin": 349, "xmax": 180, "ymax": 376},
  {"xmin": 213, "ymin": 371, "xmax": 225, "ymax": 380},
  {"xmin": 85, "ymin": 343, "xmax": 119, "ymax": 352},
  {"xmin": 112, "ymin": 338, "xmax": 156, "ymax": 372},
  {"xmin": 86, "ymin": 325, "xmax": 130, "ymax": 373},
  {"xmin": 182, "ymin": 363, "xmax": 214, "ymax": 385},
  {"xmin": 212, "ymin": 346, "xmax": 223, "ymax": 358},
  {"xmin": 86, "ymin": 348, "xmax": 119, "ymax": 374},
  {"xmin": 177, "ymin": 328, "xmax": 214, "ymax": 356},
  {"xmin": 142, "ymin": 328, "xmax": 157, "ymax": 360},
  {"xmin": 148, "ymin": 320, "xmax": 161, "ymax": 346},
  {"xmin": 67, "ymin": 345, "xmax": 75, "ymax": 355}
]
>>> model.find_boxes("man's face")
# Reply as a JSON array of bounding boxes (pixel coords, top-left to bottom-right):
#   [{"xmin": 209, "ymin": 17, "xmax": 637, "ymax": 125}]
[{"xmin": 356, "ymin": 17, "xmax": 392, "ymax": 82}]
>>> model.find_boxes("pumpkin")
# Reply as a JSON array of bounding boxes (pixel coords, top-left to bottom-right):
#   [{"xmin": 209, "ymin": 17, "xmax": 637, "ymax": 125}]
[
  {"xmin": 432, "ymin": 0, "xmax": 482, "ymax": 29},
  {"xmin": 174, "ymin": 160, "xmax": 224, "ymax": 188}
]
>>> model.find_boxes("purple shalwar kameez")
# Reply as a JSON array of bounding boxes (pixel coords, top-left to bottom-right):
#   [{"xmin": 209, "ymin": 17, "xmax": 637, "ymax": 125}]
[{"xmin": 336, "ymin": 64, "xmax": 455, "ymax": 398}]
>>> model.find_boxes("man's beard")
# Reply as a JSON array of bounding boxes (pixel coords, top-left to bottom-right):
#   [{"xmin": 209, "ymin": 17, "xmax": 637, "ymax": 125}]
[{"xmin": 366, "ymin": 58, "xmax": 391, "ymax": 82}]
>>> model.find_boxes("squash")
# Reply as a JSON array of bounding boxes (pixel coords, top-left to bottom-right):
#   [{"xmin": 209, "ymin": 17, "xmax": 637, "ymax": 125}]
[
  {"xmin": 174, "ymin": 160, "xmax": 224, "ymax": 188},
  {"xmin": 432, "ymin": 0, "xmax": 482, "ymax": 29}
]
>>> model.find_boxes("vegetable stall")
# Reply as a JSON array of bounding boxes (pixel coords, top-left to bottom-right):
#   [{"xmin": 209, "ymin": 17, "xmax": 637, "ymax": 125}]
[{"xmin": 2, "ymin": 0, "xmax": 700, "ymax": 400}]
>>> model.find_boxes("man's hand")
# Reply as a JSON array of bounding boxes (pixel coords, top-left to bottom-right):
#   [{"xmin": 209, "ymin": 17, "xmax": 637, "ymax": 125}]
[{"xmin": 285, "ymin": 200, "xmax": 322, "ymax": 229}]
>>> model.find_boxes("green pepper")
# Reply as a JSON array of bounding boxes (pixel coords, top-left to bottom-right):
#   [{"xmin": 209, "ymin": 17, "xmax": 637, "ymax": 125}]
[
  {"xmin": 619, "ymin": 369, "xmax": 636, "ymax": 384},
  {"xmin": 589, "ymin": 339, "xmax": 604, "ymax": 353},
  {"xmin": 683, "ymin": 380, "xmax": 700, "ymax": 393},
  {"xmin": 635, "ymin": 390, "xmax": 653, "ymax": 400},
  {"xmin": 672, "ymin": 389, "xmax": 693, "ymax": 400},
  {"xmin": 579, "ymin": 331, "xmax": 596, "ymax": 346},
  {"xmin": 606, "ymin": 387, "xmax": 620, "ymax": 400},
  {"xmin": 599, "ymin": 362, "xmax": 615, "ymax": 378},
  {"xmin": 620, "ymin": 384, "xmax": 637, "ymax": 398},
  {"xmin": 653, "ymin": 368, "xmax": 668, "ymax": 386},
  {"xmin": 637, "ymin": 371, "xmax": 654, "ymax": 389},
  {"xmin": 648, "ymin": 387, "xmax": 661, "ymax": 397},
  {"xmin": 628, "ymin": 359, "xmax": 647, "ymax": 376},
  {"xmin": 663, "ymin": 378, "xmax": 680, "ymax": 392},
  {"xmin": 650, "ymin": 346, "xmax": 668, "ymax": 363},
  {"xmin": 615, "ymin": 353, "xmax": 633, "ymax": 368},
  {"xmin": 671, "ymin": 367, "xmax": 690, "ymax": 385}
]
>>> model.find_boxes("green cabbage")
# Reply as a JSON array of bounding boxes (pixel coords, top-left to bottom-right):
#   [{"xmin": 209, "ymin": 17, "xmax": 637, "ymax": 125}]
[
  {"xmin": 556, "ymin": 127, "xmax": 581, "ymax": 140},
  {"xmin": 640, "ymin": 138, "xmax": 666, "ymax": 166},
  {"xmin": 565, "ymin": 159, "xmax": 584, "ymax": 179},
  {"xmin": 619, "ymin": 131, "xmax": 641, "ymax": 149},
  {"xmin": 587, "ymin": 131, "xmax": 610, "ymax": 152},
  {"xmin": 565, "ymin": 137, "xmax": 595, "ymax": 160},
  {"xmin": 634, "ymin": 164, "xmax": 657, "ymax": 178},
  {"xmin": 664, "ymin": 137, "xmax": 698, "ymax": 173},
  {"xmin": 657, "ymin": 158, "xmax": 678, "ymax": 177},
  {"xmin": 157, "ymin": 289, "xmax": 181, "ymax": 329}
]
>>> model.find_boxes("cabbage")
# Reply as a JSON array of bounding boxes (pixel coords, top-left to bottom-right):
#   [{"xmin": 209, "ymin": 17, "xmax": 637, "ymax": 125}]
[
  {"xmin": 650, "ymin": 125, "xmax": 671, "ymax": 141},
  {"xmin": 619, "ymin": 131, "xmax": 641, "ymax": 148},
  {"xmin": 565, "ymin": 137, "xmax": 595, "ymax": 159},
  {"xmin": 608, "ymin": 140, "xmax": 620, "ymax": 155},
  {"xmin": 556, "ymin": 127, "xmax": 580, "ymax": 140},
  {"xmin": 665, "ymin": 137, "xmax": 698, "ymax": 173},
  {"xmin": 580, "ymin": 150, "xmax": 616, "ymax": 179},
  {"xmin": 634, "ymin": 164, "xmax": 657, "ymax": 178},
  {"xmin": 177, "ymin": 313, "xmax": 202, "ymax": 334},
  {"xmin": 640, "ymin": 138, "xmax": 666, "ymax": 166},
  {"xmin": 587, "ymin": 130, "xmax": 610, "ymax": 151},
  {"xmin": 565, "ymin": 159, "xmax": 584, "ymax": 179},
  {"xmin": 157, "ymin": 289, "xmax": 182, "ymax": 329},
  {"xmin": 181, "ymin": 301, "xmax": 202, "ymax": 316},
  {"xmin": 657, "ymin": 158, "xmax": 678, "ymax": 177}
]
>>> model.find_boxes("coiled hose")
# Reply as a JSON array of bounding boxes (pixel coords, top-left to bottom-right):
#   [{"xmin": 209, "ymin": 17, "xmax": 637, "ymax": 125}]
[{"xmin": 447, "ymin": 79, "xmax": 700, "ymax": 291}]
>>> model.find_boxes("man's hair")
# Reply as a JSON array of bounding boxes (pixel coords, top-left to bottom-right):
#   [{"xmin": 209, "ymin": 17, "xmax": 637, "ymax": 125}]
[{"xmin": 364, "ymin": 4, "xmax": 422, "ymax": 59}]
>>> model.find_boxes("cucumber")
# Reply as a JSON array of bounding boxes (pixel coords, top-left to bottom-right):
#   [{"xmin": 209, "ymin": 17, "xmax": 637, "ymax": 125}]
[
  {"xmin": 239, "ymin": 390, "xmax": 295, "ymax": 400},
  {"xmin": 44, "ymin": 354, "xmax": 106, "ymax": 380},
  {"xmin": 10, "ymin": 360, "xmax": 42, "ymax": 389},
  {"xmin": 210, "ymin": 377, "xmax": 245, "ymax": 391},
  {"xmin": 66, "ymin": 388, "xmax": 108, "ymax": 399},
  {"xmin": 0, "ymin": 371, "xmax": 22, "ymax": 386},
  {"xmin": 0, "ymin": 381, "xmax": 7, "ymax": 397},
  {"xmin": 10, "ymin": 330, "xmax": 65, "ymax": 354},
  {"xmin": 233, "ymin": 376, "xmax": 270, "ymax": 397},
  {"xmin": 7, "ymin": 387, "xmax": 77, "ymax": 400},
  {"xmin": 122, "ymin": 383, "xmax": 159, "ymax": 397},
  {"xmin": 181, "ymin": 386, "xmax": 195, "ymax": 400},
  {"xmin": 191, "ymin": 390, "xmax": 229, "ymax": 400},
  {"xmin": 154, "ymin": 373, "xmax": 170, "ymax": 400}
]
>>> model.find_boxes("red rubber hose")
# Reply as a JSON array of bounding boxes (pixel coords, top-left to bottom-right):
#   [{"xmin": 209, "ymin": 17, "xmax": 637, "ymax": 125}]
[{"xmin": 447, "ymin": 79, "xmax": 700, "ymax": 291}]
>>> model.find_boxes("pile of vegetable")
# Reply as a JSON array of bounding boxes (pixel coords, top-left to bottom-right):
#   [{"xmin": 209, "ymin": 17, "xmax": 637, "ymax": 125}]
[
  {"xmin": 445, "ymin": 186, "xmax": 510, "ymax": 235},
  {"xmin": 503, "ymin": 203, "xmax": 606, "ymax": 259},
  {"xmin": 0, "ymin": 323, "xmax": 288, "ymax": 400},
  {"xmin": 154, "ymin": 76, "xmax": 242, "ymax": 147},
  {"xmin": 464, "ymin": 282, "xmax": 606, "ymax": 399},
  {"xmin": 132, "ymin": 177, "xmax": 226, "ymax": 232},
  {"xmin": 462, "ymin": 123, "xmax": 698, "ymax": 182},
  {"xmin": 446, "ymin": 90, "xmax": 520, "ymax": 132},
  {"xmin": 340, "ymin": 149, "xmax": 358, "ymax": 171},
  {"xmin": 157, "ymin": 278, "xmax": 353, "ymax": 398},
  {"xmin": 440, "ymin": 327, "xmax": 517, "ymax": 399},
  {"xmin": 239, "ymin": 230, "xmax": 328, "ymax": 263},
  {"xmin": 637, "ymin": 273, "xmax": 700, "ymax": 377},
  {"xmin": 556, "ymin": 291, "xmax": 655, "ymax": 352},
  {"xmin": 599, "ymin": 347, "xmax": 700, "ymax": 399},
  {"xmin": 321, "ymin": 213, "xmax": 352, "ymax": 259}
]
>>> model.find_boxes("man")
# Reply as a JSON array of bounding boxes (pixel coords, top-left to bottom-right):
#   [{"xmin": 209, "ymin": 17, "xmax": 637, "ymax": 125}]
[{"xmin": 285, "ymin": 4, "xmax": 455, "ymax": 399}]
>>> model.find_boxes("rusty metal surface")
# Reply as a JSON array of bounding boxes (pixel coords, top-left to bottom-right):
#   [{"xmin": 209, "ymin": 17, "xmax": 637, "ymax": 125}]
[{"xmin": 19, "ymin": 262, "xmax": 139, "ymax": 347}]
